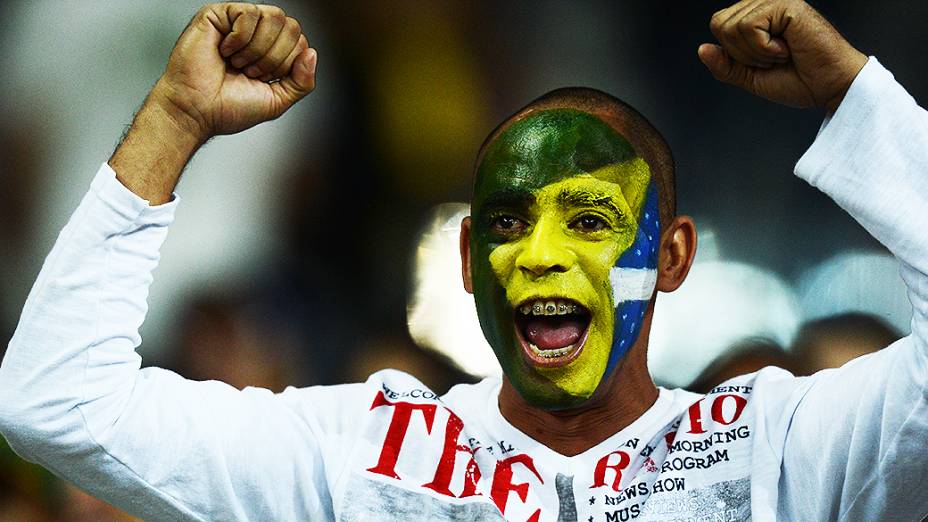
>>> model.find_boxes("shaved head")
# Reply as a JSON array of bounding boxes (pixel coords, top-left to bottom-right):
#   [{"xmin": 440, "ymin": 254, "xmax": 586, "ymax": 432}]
[{"xmin": 475, "ymin": 87, "xmax": 675, "ymax": 227}]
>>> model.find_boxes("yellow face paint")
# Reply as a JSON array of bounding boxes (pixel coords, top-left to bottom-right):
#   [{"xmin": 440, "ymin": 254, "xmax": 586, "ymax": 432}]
[
  {"xmin": 471, "ymin": 108, "xmax": 659, "ymax": 409},
  {"xmin": 483, "ymin": 160, "xmax": 651, "ymax": 400}
]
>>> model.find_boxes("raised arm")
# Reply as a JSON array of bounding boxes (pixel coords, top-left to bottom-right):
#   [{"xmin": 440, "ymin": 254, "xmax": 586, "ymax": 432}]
[
  {"xmin": 110, "ymin": 2, "xmax": 315, "ymax": 204},
  {"xmin": 0, "ymin": 5, "xmax": 335, "ymax": 520},
  {"xmin": 701, "ymin": 1, "xmax": 928, "ymax": 519}
]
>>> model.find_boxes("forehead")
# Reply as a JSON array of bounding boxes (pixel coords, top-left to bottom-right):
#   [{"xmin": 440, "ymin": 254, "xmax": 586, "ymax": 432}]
[{"xmin": 474, "ymin": 109, "xmax": 645, "ymax": 211}]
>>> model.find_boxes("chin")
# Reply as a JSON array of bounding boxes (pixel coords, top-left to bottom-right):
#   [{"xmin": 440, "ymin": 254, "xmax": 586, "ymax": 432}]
[{"xmin": 508, "ymin": 370, "xmax": 604, "ymax": 412}]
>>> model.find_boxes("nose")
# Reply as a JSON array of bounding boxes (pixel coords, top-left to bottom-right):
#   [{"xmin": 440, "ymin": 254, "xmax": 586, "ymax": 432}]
[{"xmin": 515, "ymin": 216, "xmax": 574, "ymax": 278}]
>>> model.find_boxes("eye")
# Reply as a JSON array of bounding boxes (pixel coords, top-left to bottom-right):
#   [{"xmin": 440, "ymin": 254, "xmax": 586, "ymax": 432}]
[
  {"xmin": 490, "ymin": 215, "xmax": 527, "ymax": 236},
  {"xmin": 570, "ymin": 214, "xmax": 608, "ymax": 233}
]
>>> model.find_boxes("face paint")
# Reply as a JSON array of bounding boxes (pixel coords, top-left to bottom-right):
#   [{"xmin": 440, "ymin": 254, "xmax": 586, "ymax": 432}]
[{"xmin": 471, "ymin": 109, "xmax": 660, "ymax": 409}]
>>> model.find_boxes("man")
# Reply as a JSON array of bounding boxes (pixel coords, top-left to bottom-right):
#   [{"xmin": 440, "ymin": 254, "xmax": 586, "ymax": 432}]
[{"xmin": 1, "ymin": 0, "xmax": 926, "ymax": 520}]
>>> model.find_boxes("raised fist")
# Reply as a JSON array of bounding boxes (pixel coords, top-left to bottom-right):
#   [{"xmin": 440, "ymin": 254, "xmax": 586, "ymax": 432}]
[
  {"xmin": 151, "ymin": 3, "xmax": 317, "ymax": 143},
  {"xmin": 699, "ymin": 0, "xmax": 867, "ymax": 111}
]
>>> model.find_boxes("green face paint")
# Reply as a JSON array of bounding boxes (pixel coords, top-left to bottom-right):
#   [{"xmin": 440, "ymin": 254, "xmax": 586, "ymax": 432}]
[{"xmin": 471, "ymin": 109, "xmax": 658, "ymax": 409}]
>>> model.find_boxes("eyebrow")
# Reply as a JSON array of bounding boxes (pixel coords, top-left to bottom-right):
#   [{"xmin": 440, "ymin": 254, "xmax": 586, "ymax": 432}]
[
  {"xmin": 478, "ymin": 188, "xmax": 536, "ymax": 214},
  {"xmin": 556, "ymin": 190, "xmax": 625, "ymax": 219}
]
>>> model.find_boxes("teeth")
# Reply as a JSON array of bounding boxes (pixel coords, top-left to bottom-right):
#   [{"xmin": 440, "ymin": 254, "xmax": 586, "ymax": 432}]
[
  {"xmin": 518, "ymin": 299, "xmax": 584, "ymax": 316},
  {"xmin": 528, "ymin": 341, "xmax": 575, "ymax": 358}
]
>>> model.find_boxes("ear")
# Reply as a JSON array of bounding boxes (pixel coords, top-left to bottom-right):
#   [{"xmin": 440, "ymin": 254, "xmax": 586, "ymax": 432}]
[
  {"xmin": 655, "ymin": 215, "xmax": 697, "ymax": 293},
  {"xmin": 460, "ymin": 216, "xmax": 474, "ymax": 294}
]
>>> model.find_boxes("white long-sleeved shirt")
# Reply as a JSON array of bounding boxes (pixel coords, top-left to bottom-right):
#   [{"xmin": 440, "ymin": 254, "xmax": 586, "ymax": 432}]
[{"xmin": 1, "ymin": 58, "xmax": 926, "ymax": 521}]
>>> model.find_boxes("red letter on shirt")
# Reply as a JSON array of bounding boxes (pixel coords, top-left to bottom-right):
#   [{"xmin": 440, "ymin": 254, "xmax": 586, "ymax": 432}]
[
  {"xmin": 686, "ymin": 400, "xmax": 706, "ymax": 434},
  {"xmin": 711, "ymin": 394, "xmax": 748, "ymax": 426},
  {"xmin": 491, "ymin": 453, "xmax": 544, "ymax": 515},
  {"xmin": 590, "ymin": 450, "xmax": 631, "ymax": 491},
  {"xmin": 422, "ymin": 408, "xmax": 482, "ymax": 498},
  {"xmin": 366, "ymin": 391, "xmax": 437, "ymax": 480},
  {"xmin": 686, "ymin": 394, "xmax": 747, "ymax": 435}
]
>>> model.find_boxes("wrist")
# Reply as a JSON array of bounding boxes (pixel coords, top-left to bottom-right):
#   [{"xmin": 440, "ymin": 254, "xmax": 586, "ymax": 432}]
[
  {"xmin": 108, "ymin": 87, "xmax": 206, "ymax": 205},
  {"xmin": 824, "ymin": 51, "xmax": 869, "ymax": 113},
  {"xmin": 147, "ymin": 79, "xmax": 212, "ymax": 146}
]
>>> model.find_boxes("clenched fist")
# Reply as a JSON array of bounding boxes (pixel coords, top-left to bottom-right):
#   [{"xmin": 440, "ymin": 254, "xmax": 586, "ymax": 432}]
[
  {"xmin": 699, "ymin": 0, "xmax": 867, "ymax": 111},
  {"xmin": 155, "ymin": 3, "xmax": 317, "ymax": 142},
  {"xmin": 110, "ymin": 3, "xmax": 316, "ymax": 204}
]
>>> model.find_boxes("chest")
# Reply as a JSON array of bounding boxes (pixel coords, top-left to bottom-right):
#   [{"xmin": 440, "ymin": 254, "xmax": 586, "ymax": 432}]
[{"xmin": 330, "ymin": 389, "xmax": 756, "ymax": 521}]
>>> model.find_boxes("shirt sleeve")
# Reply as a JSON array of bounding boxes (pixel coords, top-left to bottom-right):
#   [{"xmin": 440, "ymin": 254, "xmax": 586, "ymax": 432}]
[
  {"xmin": 776, "ymin": 58, "xmax": 928, "ymax": 520},
  {"xmin": 0, "ymin": 165, "xmax": 335, "ymax": 521}
]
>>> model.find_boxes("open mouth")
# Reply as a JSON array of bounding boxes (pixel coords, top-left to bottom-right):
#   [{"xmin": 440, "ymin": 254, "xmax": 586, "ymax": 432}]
[{"xmin": 514, "ymin": 298, "xmax": 592, "ymax": 368}]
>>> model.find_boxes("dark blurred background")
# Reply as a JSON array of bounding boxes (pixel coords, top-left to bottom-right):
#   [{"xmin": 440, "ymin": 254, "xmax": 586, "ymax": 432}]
[{"xmin": 0, "ymin": 1, "xmax": 923, "ymax": 518}]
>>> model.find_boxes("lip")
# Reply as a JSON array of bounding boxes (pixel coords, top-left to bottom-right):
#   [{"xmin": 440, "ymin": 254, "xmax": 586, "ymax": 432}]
[{"xmin": 513, "ymin": 299, "xmax": 591, "ymax": 369}]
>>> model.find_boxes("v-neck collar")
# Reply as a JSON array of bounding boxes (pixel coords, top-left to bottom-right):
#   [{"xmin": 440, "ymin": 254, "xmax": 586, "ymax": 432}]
[{"xmin": 485, "ymin": 380, "xmax": 676, "ymax": 465}]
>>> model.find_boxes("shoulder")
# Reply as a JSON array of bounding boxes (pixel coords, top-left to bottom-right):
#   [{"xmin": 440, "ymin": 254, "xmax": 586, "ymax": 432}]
[
  {"xmin": 268, "ymin": 369, "xmax": 443, "ymax": 435},
  {"xmin": 441, "ymin": 376, "xmax": 501, "ymax": 416},
  {"xmin": 279, "ymin": 369, "xmax": 439, "ymax": 405},
  {"xmin": 662, "ymin": 366, "xmax": 813, "ymax": 426},
  {"xmin": 704, "ymin": 366, "xmax": 813, "ymax": 415}
]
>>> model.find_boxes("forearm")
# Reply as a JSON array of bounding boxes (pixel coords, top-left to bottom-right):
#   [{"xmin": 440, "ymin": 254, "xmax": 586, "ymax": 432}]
[
  {"xmin": 109, "ymin": 82, "xmax": 205, "ymax": 205},
  {"xmin": 778, "ymin": 58, "xmax": 928, "ymax": 520},
  {"xmin": 0, "ymin": 164, "xmax": 178, "ymax": 490}
]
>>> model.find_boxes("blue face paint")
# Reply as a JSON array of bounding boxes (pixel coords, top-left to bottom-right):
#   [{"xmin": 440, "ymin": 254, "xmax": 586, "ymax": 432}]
[{"xmin": 605, "ymin": 183, "xmax": 661, "ymax": 376}]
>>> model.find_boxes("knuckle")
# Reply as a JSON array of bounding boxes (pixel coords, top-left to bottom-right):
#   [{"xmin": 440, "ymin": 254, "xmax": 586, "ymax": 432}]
[
  {"xmin": 227, "ymin": 4, "xmax": 259, "ymax": 27},
  {"xmin": 263, "ymin": 5, "xmax": 286, "ymax": 21},
  {"xmin": 196, "ymin": 4, "xmax": 215, "ymax": 19},
  {"xmin": 286, "ymin": 17, "xmax": 301, "ymax": 35}
]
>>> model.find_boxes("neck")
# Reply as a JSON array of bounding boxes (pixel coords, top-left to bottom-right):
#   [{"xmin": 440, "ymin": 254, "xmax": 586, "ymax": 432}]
[{"xmin": 497, "ymin": 325, "xmax": 658, "ymax": 457}]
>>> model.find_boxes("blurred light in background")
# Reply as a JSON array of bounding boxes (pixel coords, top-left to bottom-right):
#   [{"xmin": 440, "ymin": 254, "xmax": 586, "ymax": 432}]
[
  {"xmin": 798, "ymin": 250, "xmax": 912, "ymax": 335},
  {"xmin": 408, "ymin": 203, "xmax": 500, "ymax": 378},
  {"xmin": 365, "ymin": 3, "xmax": 491, "ymax": 201},
  {"xmin": 648, "ymin": 229, "xmax": 801, "ymax": 387}
]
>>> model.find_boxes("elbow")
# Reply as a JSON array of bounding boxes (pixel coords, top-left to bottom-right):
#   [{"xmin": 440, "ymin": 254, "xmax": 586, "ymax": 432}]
[
  {"xmin": 0, "ymin": 377, "xmax": 31, "ymax": 450},
  {"xmin": 0, "ymin": 363, "xmax": 23, "ymax": 434},
  {"xmin": 0, "ymin": 368, "xmax": 38, "ymax": 447},
  {"xmin": 0, "ymin": 364, "xmax": 78, "ymax": 453},
  {"xmin": 0, "ymin": 386, "xmax": 86, "ymax": 462}
]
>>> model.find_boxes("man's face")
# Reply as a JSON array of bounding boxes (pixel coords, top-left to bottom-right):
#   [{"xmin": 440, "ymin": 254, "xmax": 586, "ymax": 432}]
[{"xmin": 470, "ymin": 109, "xmax": 660, "ymax": 410}]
